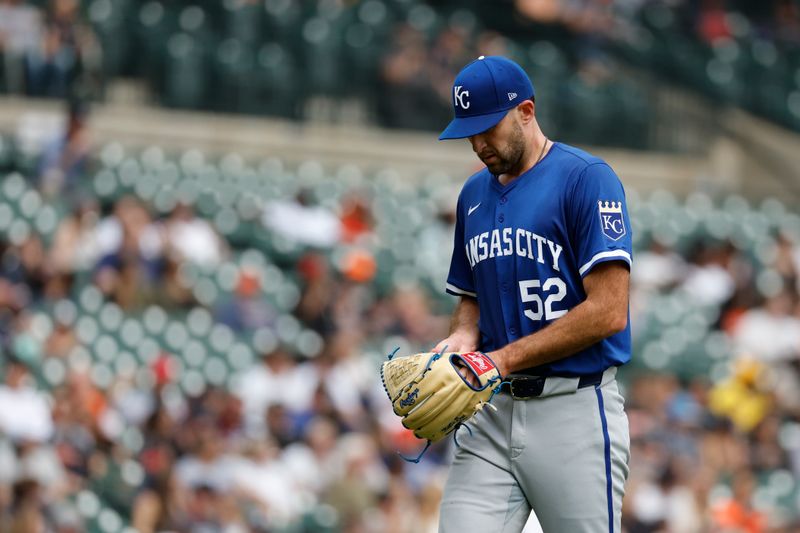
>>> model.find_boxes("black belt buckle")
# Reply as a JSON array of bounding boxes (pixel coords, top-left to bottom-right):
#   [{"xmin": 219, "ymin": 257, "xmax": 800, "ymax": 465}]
[{"xmin": 509, "ymin": 376, "xmax": 547, "ymax": 400}]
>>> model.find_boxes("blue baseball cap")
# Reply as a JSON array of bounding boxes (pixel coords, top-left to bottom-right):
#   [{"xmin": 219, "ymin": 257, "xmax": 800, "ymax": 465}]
[{"xmin": 439, "ymin": 55, "xmax": 535, "ymax": 140}]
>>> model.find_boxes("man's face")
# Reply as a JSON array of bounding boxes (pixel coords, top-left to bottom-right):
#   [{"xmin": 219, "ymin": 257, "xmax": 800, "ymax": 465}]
[{"xmin": 468, "ymin": 108, "xmax": 527, "ymax": 175}]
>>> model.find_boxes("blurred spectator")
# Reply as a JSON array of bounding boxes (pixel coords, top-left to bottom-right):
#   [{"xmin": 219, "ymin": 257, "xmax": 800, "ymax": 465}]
[
  {"xmin": 1, "ymin": 234, "xmax": 49, "ymax": 303},
  {"xmin": 232, "ymin": 437, "xmax": 299, "ymax": 526},
  {"xmin": 37, "ymin": 100, "xmax": 90, "ymax": 196},
  {"xmin": 341, "ymin": 247, "xmax": 378, "ymax": 284},
  {"xmin": 213, "ymin": 268, "xmax": 276, "ymax": 332},
  {"xmin": 732, "ymin": 290, "xmax": 800, "ymax": 363},
  {"xmin": 697, "ymin": 0, "xmax": 733, "ymax": 44},
  {"xmin": 0, "ymin": 0, "xmax": 42, "ymax": 93},
  {"xmin": 0, "ymin": 357, "xmax": 53, "ymax": 443},
  {"xmin": 379, "ymin": 25, "xmax": 438, "ymax": 131},
  {"xmin": 49, "ymin": 197, "xmax": 101, "ymax": 273},
  {"xmin": 708, "ymin": 360, "xmax": 773, "ymax": 433},
  {"xmin": 163, "ymin": 203, "xmax": 226, "ymax": 267},
  {"xmin": 631, "ymin": 238, "xmax": 687, "ymax": 292},
  {"xmin": 26, "ymin": 0, "xmax": 100, "ymax": 98},
  {"xmin": 317, "ymin": 331, "xmax": 373, "ymax": 430},
  {"xmin": 681, "ymin": 241, "xmax": 738, "ymax": 306},
  {"xmin": 0, "ymin": 479, "xmax": 47, "ymax": 533},
  {"xmin": 323, "ymin": 433, "xmax": 387, "ymax": 530},
  {"xmin": 710, "ymin": 469, "xmax": 767, "ymax": 533},
  {"xmin": 235, "ymin": 347, "xmax": 319, "ymax": 435},
  {"xmin": 173, "ymin": 422, "xmax": 237, "ymax": 494},
  {"xmin": 339, "ymin": 192, "xmax": 374, "ymax": 244},
  {"xmin": 131, "ymin": 471, "xmax": 182, "ymax": 533},
  {"xmin": 282, "ymin": 416, "xmax": 341, "ymax": 495},
  {"xmin": 93, "ymin": 196, "xmax": 164, "ymax": 311},
  {"xmin": 295, "ymin": 252, "xmax": 337, "ymax": 334},
  {"xmin": 263, "ymin": 194, "xmax": 341, "ymax": 247}
]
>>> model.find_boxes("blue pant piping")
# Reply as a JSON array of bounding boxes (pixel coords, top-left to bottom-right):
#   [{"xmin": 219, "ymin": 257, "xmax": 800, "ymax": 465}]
[{"xmin": 595, "ymin": 385, "xmax": 613, "ymax": 533}]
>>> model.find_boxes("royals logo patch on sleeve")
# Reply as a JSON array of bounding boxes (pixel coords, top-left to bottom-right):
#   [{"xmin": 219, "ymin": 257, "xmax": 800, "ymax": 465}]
[{"xmin": 598, "ymin": 201, "xmax": 626, "ymax": 241}]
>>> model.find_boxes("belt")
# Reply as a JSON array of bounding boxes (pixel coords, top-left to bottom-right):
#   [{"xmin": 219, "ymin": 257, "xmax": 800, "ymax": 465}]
[{"xmin": 501, "ymin": 371, "xmax": 605, "ymax": 400}]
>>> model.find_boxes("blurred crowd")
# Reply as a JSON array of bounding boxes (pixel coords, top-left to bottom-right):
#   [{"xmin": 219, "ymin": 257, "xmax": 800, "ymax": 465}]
[
  {"xmin": 1, "ymin": 1, "xmax": 800, "ymax": 532},
  {"xmin": 0, "ymin": 0, "xmax": 100, "ymax": 99},
  {"xmin": 0, "ymin": 165, "xmax": 454, "ymax": 531},
  {"xmin": 623, "ymin": 233, "xmax": 800, "ymax": 532},
  {"xmin": 2, "ymin": 0, "xmax": 798, "ymax": 142},
  {"xmin": 0, "ymin": 139, "xmax": 799, "ymax": 533},
  {"xmin": 513, "ymin": 0, "xmax": 800, "ymax": 44},
  {"xmin": 377, "ymin": 19, "xmax": 512, "ymax": 130}
]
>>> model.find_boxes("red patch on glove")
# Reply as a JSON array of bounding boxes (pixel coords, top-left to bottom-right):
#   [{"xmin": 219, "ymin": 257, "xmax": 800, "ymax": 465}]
[{"xmin": 460, "ymin": 352, "xmax": 495, "ymax": 376}]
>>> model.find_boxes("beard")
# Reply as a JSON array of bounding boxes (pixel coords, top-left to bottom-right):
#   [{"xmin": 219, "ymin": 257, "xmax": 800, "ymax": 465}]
[{"xmin": 480, "ymin": 121, "xmax": 527, "ymax": 175}]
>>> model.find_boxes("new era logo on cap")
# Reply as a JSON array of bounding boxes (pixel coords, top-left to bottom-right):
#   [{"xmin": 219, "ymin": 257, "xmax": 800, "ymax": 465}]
[{"xmin": 439, "ymin": 56, "xmax": 535, "ymax": 140}]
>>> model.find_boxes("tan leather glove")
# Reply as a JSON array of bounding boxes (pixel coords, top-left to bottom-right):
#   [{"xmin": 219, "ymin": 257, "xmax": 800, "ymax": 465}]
[{"xmin": 381, "ymin": 351, "xmax": 503, "ymax": 442}]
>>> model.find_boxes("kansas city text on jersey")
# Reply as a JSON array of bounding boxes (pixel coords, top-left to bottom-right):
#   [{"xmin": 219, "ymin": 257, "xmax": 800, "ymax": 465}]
[{"xmin": 465, "ymin": 227, "xmax": 564, "ymax": 272}]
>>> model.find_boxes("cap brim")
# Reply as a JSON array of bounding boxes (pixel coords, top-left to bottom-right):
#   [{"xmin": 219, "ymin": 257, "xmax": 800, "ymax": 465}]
[{"xmin": 438, "ymin": 109, "xmax": 511, "ymax": 140}]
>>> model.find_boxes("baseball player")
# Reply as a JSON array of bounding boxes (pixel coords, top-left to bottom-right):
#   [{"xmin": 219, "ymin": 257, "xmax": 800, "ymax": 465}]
[{"xmin": 434, "ymin": 56, "xmax": 632, "ymax": 532}]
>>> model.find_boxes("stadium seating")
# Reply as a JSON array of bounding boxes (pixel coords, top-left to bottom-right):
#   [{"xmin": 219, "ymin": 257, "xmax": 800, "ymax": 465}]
[
  {"xmin": 1, "ymin": 135, "xmax": 800, "ymax": 529},
  {"xmin": 86, "ymin": 0, "xmax": 800, "ymax": 138}
]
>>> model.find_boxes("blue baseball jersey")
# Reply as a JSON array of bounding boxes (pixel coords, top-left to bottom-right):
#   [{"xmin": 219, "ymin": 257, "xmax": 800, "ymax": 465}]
[{"xmin": 446, "ymin": 142, "xmax": 632, "ymax": 377}]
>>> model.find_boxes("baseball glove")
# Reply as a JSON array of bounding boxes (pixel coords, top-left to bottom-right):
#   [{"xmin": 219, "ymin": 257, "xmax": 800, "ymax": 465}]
[{"xmin": 381, "ymin": 350, "xmax": 504, "ymax": 443}]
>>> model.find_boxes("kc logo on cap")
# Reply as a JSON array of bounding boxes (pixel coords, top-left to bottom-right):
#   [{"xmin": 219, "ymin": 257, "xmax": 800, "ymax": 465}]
[
  {"xmin": 439, "ymin": 55, "xmax": 535, "ymax": 141},
  {"xmin": 454, "ymin": 86, "xmax": 470, "ymax": 109}
]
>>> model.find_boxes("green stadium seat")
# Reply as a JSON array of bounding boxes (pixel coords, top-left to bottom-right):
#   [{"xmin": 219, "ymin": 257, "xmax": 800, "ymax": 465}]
[
  {"xmin": 203, "ymin": 356, "xmax": 229, "ymax": 386},
  {"xmin": 180, "ymin": 368, "xmax": 207, "ymax": 397},
  {"xmin": 209, "ymin": 323, "xmax": 235, "ymax": 352},
  {"xmin": 192, "ymin": 278, "xmax": 219, "ymax": 307},
  {"xmin": 114, "ymin": 351, "xmax": 138, "ymax": 379},
  {"xmin": 182, "ymin": 339, "xmax": 208, "ymax": 368},
  {"xmin": 214, "ymin": 38, "xmax": 258, "ymax": 113},
  {"xmin": 90, "ymin": 363, "xmax": 114, "ymax": 389},
  {"xmin": 164, "ymin": 321, "xmax": 190, "ymax": 351},
  {"xmin": 89, "ymin": 0, "xmax": 131, "ymax": 78},
  {"xmin": 142, "ymin": 306, "xmax": 168, "ymax": 335},
  {"xmin": 301, "ymin": 16, "xmax": 343, "ymax": 98},
  {"xmin": 95, "ymin": 506, "xmax": 124, "ymax": 533},
  {"xmin": 76, "ymin": 315, "xmax": 101, "ymax": 347},
  {"xmin": 224, "ymin": 0, "xmax": 262, "ymax": 45},
  {"xmin": 0, "ymin": 138, "xmax": 13, "ymax": 172},
  {"xmin": 94, "ymin": 335, "xmax": 120, "ymax": 363},
  {"xmin": 76, "ymin": 490, "xmax": 102, "ymax": 520},
  {"xmin": 135, "ymin": 1, "xmax": 177, "ymax": 92},
  {"xmin": 163, "ymin": 32, "xmax": 208, "ymax": 109},
  {"xmin": 228, "ymin": 342, "xmax": 255, "ymax": 370},
  {"xmin": 135, "ymin": 337, "xmax": 160, "ymax": 364},
  {"xmin": 264, "ymin": 0, "xmax": 304, "ymax": 51}
]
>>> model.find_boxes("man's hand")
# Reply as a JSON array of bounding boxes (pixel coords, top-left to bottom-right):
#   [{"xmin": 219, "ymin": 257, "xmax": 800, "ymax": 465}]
[
  {"xmin": 435, "ymin": 295, "xmax": 481, "ymax": 353},
  {"xmin": 433, "ymin": 329, "xmax": 479, "ymax": 354}
]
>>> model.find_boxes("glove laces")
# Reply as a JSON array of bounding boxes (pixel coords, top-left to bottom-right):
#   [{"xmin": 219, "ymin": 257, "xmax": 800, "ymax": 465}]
[{"xmin": 386, "ymin": 346, "xmax": 509, "ymax": 463}]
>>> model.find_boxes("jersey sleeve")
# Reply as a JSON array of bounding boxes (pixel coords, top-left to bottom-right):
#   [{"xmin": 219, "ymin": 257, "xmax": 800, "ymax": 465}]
[
  {"xmin": 568, "ymin": 163, "xmax": 633, "ymax": 277},
  {"xmin": 445, "ymin": 195, "xmax": 477, "ymax": 298}
]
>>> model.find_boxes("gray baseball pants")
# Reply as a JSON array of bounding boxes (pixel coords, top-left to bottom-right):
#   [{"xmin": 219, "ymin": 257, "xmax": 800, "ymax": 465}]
[{"xmin": 439, "ymin": 368, "xmax": 630, "ymax": 533}]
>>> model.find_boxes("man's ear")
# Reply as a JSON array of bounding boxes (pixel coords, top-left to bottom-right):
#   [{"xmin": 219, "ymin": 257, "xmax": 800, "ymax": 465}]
[{"xmin": 516, "ymin": 99, "xmax": 535, "ymax": 125}]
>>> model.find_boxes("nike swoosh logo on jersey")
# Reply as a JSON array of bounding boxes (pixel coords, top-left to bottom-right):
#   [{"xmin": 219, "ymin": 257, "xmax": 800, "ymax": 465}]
[{"xmin": 468, "ymin": 203, "xmax": 481, "ymax": 216}]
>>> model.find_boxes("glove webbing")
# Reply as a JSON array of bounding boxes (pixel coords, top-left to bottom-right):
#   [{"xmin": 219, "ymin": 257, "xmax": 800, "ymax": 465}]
[{"xmin": 386, "ymin": 346, "xmax": 507, "ymax": 463}]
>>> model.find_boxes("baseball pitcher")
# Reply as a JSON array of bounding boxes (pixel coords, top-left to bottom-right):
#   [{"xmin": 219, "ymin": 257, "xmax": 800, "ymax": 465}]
[{"xmin": 382, "ymin": 55, "xmax": 632, "ymax": 532}]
